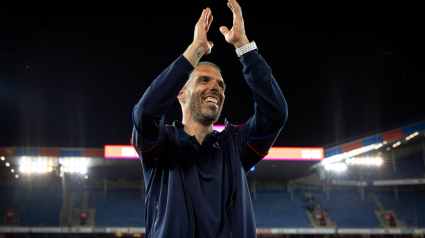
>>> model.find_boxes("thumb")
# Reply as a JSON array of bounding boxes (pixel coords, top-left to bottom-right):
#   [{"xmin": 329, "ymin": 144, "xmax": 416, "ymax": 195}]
[
  {"xmin": 205, "ymin": 41, "xmax": 213, "ymax": 55},
  {"xmin": 219, "ymin": 26, "xmax": 229, "ymax": 37}
]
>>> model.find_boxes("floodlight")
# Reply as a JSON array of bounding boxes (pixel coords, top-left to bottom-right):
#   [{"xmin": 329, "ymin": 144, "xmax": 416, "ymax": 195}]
[
  {"xmin": 80, "ymin": 167, "xmax": 87, "ymax": 174},
  {"xmin": 374, "ymin": 143, "xmax": 383, "ymax": 149},
  {"xmin": 11, "ymin": 169, "xmax": 14, "ymax": 173},
  {"xmin": 84, "ymin": 175, "xmax": 88, "ymax": 179},
  {"xmin": 64, "ymin": 166, "xmax": 69, "ymax": 172},
  {"xmin": 376, "ymin": 158, "xmax": 383, "ymax": 165},
  {"xmin": 6, "ymin": 162, "xmax": 10, "ymax": 167},
  {"xmin": 15, "ymin": 174, "xmax": 19, "ymax": 178},
  {"xmin": 48, "ymin": 167, "xmax": 53, "ymax": 172},
  {"xmin": 1, "ymin": 156, "xmax": 5, "ymax": 161},
  {"xmin": 334, "ymin": 163, "xmax": 347, "ymax": 172}
]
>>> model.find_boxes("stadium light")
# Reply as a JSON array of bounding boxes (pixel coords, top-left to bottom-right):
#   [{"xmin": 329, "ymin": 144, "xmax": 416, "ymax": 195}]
[
  {"xmin": 48, "ymin": 167, "xmax": 53, "ymax": 172},
  {"xmin": 392, "ymin": 141, "xmax": 401, "ymax": 148},
  {"xmin": 6, "ymin": 162, "xmax": 10, "ymax": 167},
  {"xmin": 374, "ymin": 143, "xmax": 383, "ymax": 149},
  {"xmin": 11, "ymin": 169, "xmax": 14, "ymax": 173},
  {"xmin": 405, "ymin": 132, "xmax": 419, "ymax": 141},
  {"xmin": 84, "ymin": 175, "xmax": 88, "ymax": 179},
  {"xmin": 324, "ymin": 163, "xmax": 347, "ymax": 172},
  {"xmin": 345, "ymin": 157, "xmax": 382, "ymax": 166},
  {"xmin": 15, "ymin": 174, "xmax": 19, "ymax": 178},
  {"xmin": 80, "ymin": 167, "xmax": 87, "ymax": 174},
  {"xmin": 1, "ymin": 156, "xmax": 5, "ymax": 161},
  {"xmin": 322, "ymin": 144, "xmax": 379, "ymax": 166}
]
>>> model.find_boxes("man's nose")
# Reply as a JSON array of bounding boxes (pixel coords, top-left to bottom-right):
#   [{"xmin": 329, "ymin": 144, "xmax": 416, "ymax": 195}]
[{"xmin": 209, "ymin": 80, "xmax": 221, "ymax": 91}]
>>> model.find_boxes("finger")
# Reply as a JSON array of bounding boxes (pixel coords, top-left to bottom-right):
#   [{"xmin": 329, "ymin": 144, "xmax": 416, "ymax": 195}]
[
  {"xmin": 219, "ymin": 26, "xmax": 229, "ymax": 37},
  {"xmin": 204, "ymin": 8, "xmax": 211, "ymax": 25},
  {"xmin": 205, "ymin": 41, "xmax": 213, "ymax": 55},
  {"xmin": 227, "ymin": 1, "xmax": 234, "ymax": 14},
  {"xmin": 229, "ymin": 0, "xmax": 241, "ymax": 12},
  {"xmin": 206, "ymin": 14, "xmax": 213, "ymax": 32},
  {"xmin": 198, "ymin": 9, "xmax": 206, "ymax": 23}
]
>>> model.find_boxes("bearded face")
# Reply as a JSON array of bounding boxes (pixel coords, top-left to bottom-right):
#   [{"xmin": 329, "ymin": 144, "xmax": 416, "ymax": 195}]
[
  {"xmin": 180, "ymin": 65, "xmax": 226, "ymax": 126},
  {"xmin": 185, "ymin": 88, "xmax": 224, "ymax": 125}
]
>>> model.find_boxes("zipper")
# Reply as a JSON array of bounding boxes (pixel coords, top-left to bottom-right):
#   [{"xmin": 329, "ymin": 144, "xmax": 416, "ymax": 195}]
[
  {"xmin": 225, "ymin": 119, "xmax": 237, "ymax": 238},
  {"xmin": 174, "ymin": 126, "xmax": 195, "ymax": 238}
]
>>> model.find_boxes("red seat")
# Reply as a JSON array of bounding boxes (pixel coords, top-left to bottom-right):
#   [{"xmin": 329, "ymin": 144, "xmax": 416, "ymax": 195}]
[
  {"xmin": 80, "ymin": 211, "xmax": 89, "ymax": 225},
  {"xmin": 384, "ymin": 213, "xmax": 396, "ymax": 226},
  {"xmin": 315, "ymin": 212, "xmax": 326, "ymax": 226},
  {"xmin": 5, "ymin": 210, "xmax": 14, "ymax": 225}
]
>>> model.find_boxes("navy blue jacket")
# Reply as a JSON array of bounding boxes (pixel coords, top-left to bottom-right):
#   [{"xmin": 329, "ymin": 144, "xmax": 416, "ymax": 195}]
[{"xmin": 132, "ymin": 50, "xmax": 288, "ymax": 238}]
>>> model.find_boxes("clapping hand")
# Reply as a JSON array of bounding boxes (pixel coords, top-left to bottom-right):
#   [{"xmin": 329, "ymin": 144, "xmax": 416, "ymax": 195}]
[{"xmin": 219, "ymin": 0, "xmax": 250, "ymax": 49}]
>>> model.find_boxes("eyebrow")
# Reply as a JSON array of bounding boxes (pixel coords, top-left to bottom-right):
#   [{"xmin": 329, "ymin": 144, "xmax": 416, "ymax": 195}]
[{"xmin": 197, "ymin": 75, "xmax": 226, "ymax": 90}]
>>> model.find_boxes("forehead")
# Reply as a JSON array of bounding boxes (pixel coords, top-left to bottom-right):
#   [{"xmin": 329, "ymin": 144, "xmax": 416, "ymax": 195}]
[{"xmin": 190, "ymin": 65, "xmax": 223, "ymax": 83}]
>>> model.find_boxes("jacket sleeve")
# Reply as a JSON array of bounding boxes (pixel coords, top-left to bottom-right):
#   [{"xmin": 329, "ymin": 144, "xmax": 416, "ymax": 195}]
[
  {"xmin": 236, "ymin": 50, "xmax": 288, "ymax": 172},
  {"xmin": 131, "ymin": 55, "xmax": 195, "ymax": 166}
]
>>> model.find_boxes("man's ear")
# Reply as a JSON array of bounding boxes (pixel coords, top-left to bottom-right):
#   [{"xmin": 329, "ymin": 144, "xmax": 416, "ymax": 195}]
[{"xmin": 177, "ymin": 89, "xmax": 185, "ymax": 103}]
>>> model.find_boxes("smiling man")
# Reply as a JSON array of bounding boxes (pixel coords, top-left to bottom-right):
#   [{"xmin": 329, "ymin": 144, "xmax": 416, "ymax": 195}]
[{"xmin": 131, "ymin": 1, "xmax": 288, "ymax": 237}]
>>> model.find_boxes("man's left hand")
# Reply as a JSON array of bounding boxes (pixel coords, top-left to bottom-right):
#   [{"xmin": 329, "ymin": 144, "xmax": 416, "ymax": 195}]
[{"xmin": 219, "ymin": 0, "xmax": 250, "ymax": 49}]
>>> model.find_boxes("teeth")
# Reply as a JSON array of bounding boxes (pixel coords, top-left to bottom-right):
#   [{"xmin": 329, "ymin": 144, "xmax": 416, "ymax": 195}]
[{"xmin": 204, "ymin": 97, "xmax": 218, "ymax": 104}]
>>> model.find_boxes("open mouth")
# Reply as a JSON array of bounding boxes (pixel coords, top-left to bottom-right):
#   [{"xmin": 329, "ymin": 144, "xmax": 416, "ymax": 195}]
[
  {"xmin": 204, "ymin": 96, "xmax": 218, "ymax": 105},
  {"xmin": 203, "ymin": 96, "xmax": 219, "ymax": 109}
]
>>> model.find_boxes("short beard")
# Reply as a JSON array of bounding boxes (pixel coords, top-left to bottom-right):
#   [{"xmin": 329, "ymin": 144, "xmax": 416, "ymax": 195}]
[{"xmin": 185, "ymin": 92, "xmax": 223, "ymax": 126}]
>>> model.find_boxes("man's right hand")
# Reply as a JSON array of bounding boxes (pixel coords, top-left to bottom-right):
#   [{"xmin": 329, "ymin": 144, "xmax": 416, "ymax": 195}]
[{"xmin": 183, "ymin": 8, "xmax": 214, "ymax": 67}]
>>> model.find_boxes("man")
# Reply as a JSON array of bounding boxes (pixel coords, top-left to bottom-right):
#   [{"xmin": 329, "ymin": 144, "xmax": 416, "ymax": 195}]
[{"xmin": 131, "ymin": 0, "xmax": 288, "ymax": 237}]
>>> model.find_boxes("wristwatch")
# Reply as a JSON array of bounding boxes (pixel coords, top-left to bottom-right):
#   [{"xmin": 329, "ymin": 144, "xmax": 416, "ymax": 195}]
[{"xmin": 236, "ymin": 41, "xmax": 258, "ymax": 58}]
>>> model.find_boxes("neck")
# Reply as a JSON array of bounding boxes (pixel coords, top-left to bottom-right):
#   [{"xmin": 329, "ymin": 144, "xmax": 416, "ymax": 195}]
[{"xmin": 182, "ymin": 115, "xmax": 213, "ymax": 145}]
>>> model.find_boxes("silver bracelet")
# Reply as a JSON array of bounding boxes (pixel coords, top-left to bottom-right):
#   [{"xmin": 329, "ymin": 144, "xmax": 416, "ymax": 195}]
[{"xmin": 236, "ymin": 41, "xmax": 258, "ymax": 58}]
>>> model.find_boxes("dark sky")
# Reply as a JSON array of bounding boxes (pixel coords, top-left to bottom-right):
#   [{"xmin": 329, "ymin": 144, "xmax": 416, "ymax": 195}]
[{"xmin": 1, "ymin": 4, "xmax": 424, "ymax": 150}]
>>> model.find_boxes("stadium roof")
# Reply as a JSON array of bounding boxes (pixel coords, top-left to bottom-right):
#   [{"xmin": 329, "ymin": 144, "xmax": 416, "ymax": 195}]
[{"xmin": 322, "ymin": 120, "xmax": 425, "ymax": 162}]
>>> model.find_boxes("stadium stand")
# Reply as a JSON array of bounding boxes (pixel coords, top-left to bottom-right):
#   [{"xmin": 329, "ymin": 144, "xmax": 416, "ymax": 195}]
[
  {"xmin": 252, "ymin": 190, "xmax": 310, "ymax": 228},
  {"xmin": 1, "ymin": 186, "xmax": 425, "ymax": 229},
  {"xmin": 299, "ymin": 190, "xmax": 380, "ymax": 228},
  {"xmin": 375, "ymin": 191, "xmax": 415, "ymax": 227},
  {"xmin": 84, "ymin": 188, "xmax": 144, "ymax": 227},
  {"xmin": 415, "ymin": 191, "xmax": 425, "ymax": 228},
  {"xmin": 0, "ymin": 187, "xmax": 14, "ymax": 212},
  {"xmin": 15, "ymin": 187, "xmax": 62, "ymax": 226}
]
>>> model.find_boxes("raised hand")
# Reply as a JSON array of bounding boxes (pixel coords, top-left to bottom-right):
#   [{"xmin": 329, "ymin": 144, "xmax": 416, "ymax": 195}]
[
  {"xmin": 194, "ymin": 8, "xmax": 214, "ymax": 55},
  {"xmin": 219, "ymin": 0, "xmax": 250, "ymax": 48},
  {"xmin": 183, "ymin": 8, "xmax": 214, "ymax": 66}
]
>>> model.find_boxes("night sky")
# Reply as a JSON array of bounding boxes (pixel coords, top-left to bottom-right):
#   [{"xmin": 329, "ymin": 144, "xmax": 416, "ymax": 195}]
[{"xmin": 1, "ymin": 4, "xmax": 424, "ymax": 150}]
